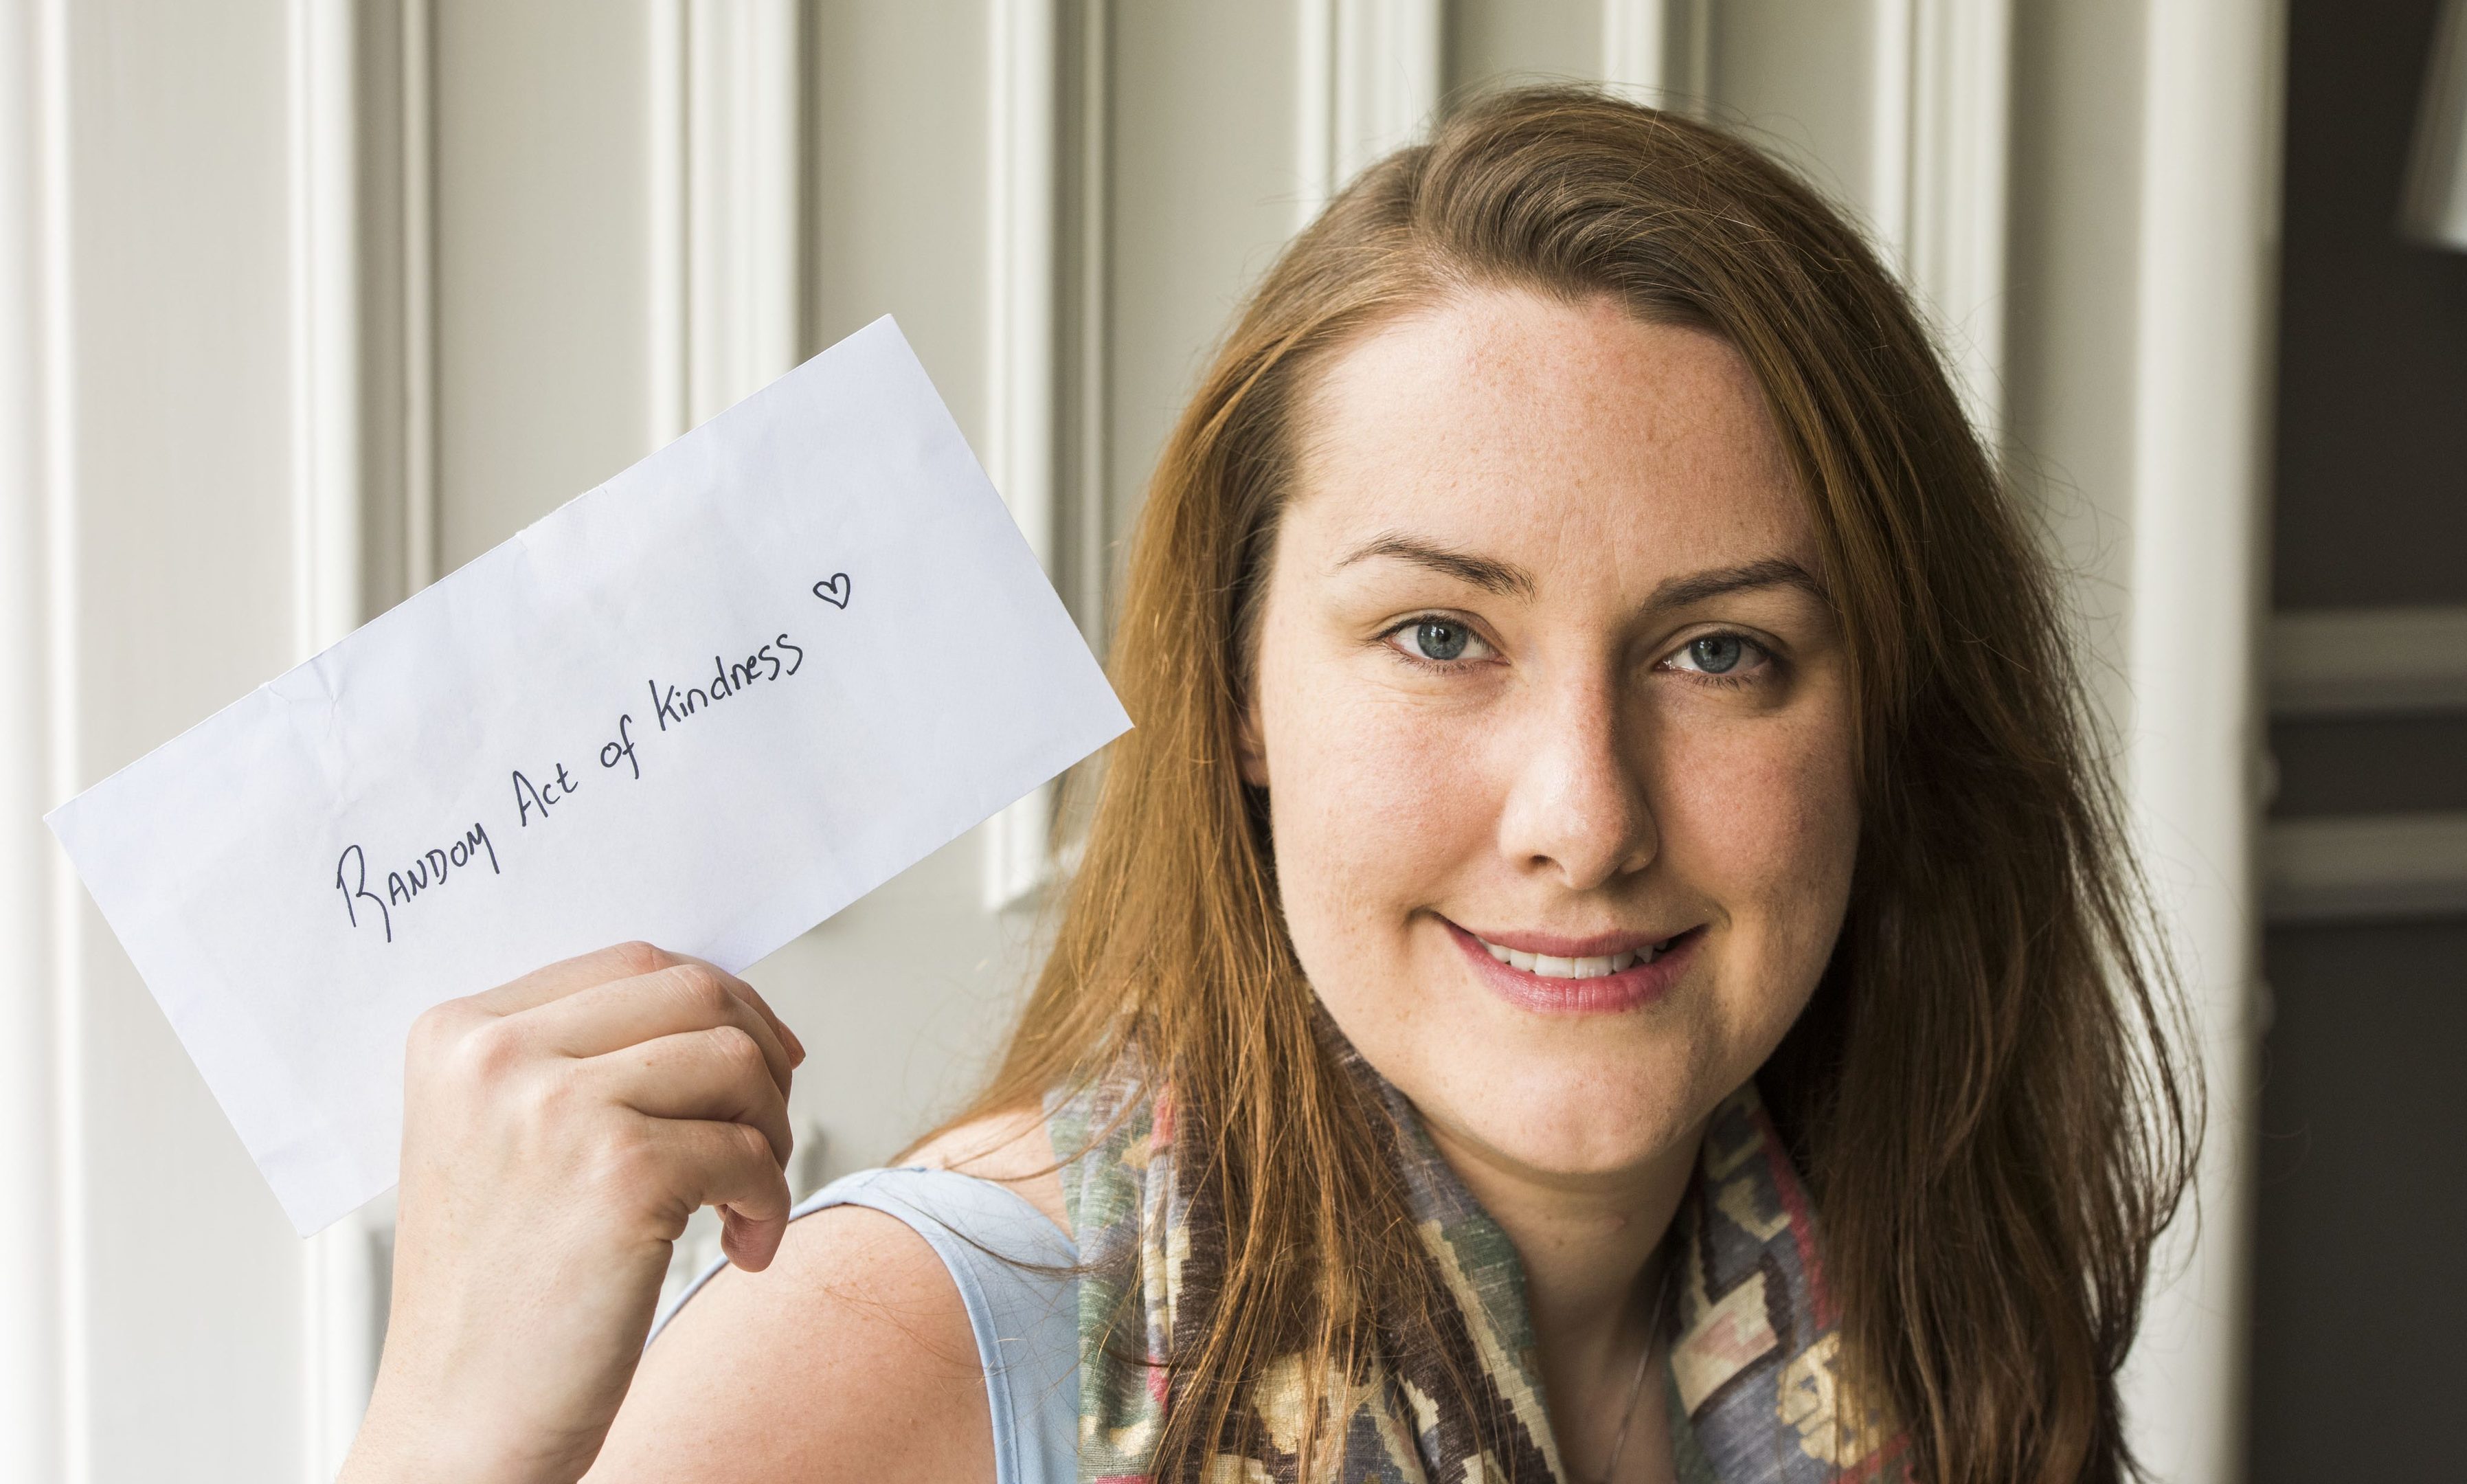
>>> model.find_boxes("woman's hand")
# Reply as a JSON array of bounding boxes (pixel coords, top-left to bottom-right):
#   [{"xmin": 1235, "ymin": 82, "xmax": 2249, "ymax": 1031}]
[{"xmin": 341, "ymin": 942, "xmax": 806, "ymax": 1484}]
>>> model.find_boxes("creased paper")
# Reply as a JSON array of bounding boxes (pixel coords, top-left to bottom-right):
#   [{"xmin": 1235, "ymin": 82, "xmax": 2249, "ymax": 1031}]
[{"xmin": 47, "ymin": 317, "xmax": 1130, "ymax": 1235}]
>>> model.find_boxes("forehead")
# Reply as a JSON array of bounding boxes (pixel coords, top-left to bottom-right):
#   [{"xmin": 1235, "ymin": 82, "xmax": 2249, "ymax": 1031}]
[{"xmin": 1289, "ymin": 288, "xmax": 1807, "ymax": 577}]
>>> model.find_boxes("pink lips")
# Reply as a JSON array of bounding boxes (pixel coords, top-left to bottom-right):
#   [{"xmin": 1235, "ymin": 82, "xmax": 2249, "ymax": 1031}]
[{"xmin": 1442, "ymin": 917, "xmax": 1702, "ymax": 1016}]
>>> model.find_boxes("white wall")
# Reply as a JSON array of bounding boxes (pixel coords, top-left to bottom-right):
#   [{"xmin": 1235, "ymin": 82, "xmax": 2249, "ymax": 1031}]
[{"xmin": 0, "ymin": 2, "xmax": 2277, "ymax": 1480}]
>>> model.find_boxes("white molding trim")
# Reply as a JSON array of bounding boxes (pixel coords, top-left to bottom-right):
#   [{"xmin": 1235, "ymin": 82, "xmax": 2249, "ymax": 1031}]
[
  {"xmin": 1869, "ymin": 0, "xmax": 1913, "ymax": 265},
  {"xmin": 37, "ymin": 1, "xmax": 82, "ymax": 1472},
  {"xmin": 401, "ymin": 0, "xmax": 437, "ymax": 593},
  {"xmin": 1600, "ymin": 0, "xmax": 1671, "ymax": 98},
  {"xmin": 651, "ymin": 0, "xmax": 804, "ymax": 444},
  {"xmin": 984, "ymin": 0, "xmax": 1061, "ymax": 910},
  {"xmin": 1296, "ymin": 0, "xmax": 1333, "ymax": 228},
  {"xmin": 1295, "ymin": 0, "xmax": 1441, "ymax": 227},
  {"xmin": 2265, "ymin": 812, "xmax": 2467, "ymax": 923},
  {"xmin": 2269, "ymin": 606, "xmax": 2467, "ymax": 717},
  {"xmin": 648, "ymin": 0, "xmax": 689, "ymax": 449},
  {"xmin": 987, "ymin": 0, "xmax": 1057, "ymax": 581},
  {"xmin": 748, "ymin": 0, "xmax": 802, "ymax": 389},
  {"xmin": 289, "ymin": 3, "xmax": 381, "ymax": 1476},
  {"xmin": 290, "ymin": 0, "xmax": 363, "ymax": 659},
  {"xmin": 1072, "ymin": 0, "xmax": 1111, "ymax": 644},
  {"xmin": 1601, "ymin": 0, "xmax": 1713, "ymax": 113},
  {"xmin": 2117, "ymin": 0, "xmax": 2282, "ymax": 1478},
  {"xmin": 1877, "ymin": 0, "xmax": 2012, "ymax": 436},
  {"xmin": 685, "ymin": 0, "xmax": 802, "ymax": 425},
  {"xmin": 1334, "ymin": 0, "xmax": 1440, "ymax": 188},
  {"xmin": 0, "ymin": 2, "xmax": 69, "ymax": 1476}
]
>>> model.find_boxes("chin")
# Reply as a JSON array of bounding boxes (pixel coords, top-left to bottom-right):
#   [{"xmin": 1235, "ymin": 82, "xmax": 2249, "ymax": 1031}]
[{"xmin": 1419, "ymin": 1048, "xmax": 1714, "ymax": 1184}]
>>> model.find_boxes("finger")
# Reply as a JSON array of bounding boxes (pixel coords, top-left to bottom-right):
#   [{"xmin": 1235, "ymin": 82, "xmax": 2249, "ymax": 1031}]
[
  {"xmin": 687, "ymin": 957, "xmax": 804, "ymax": 1069},
  {"xmin": 646, "ymin": 1117, "xmax": 793, "ymax": 1272},
  {"xmin": 589, "ymin": 1026, "xmax": 794, "ymax": 1166},
  {"xmin": 523, "ymin": 963, "xmax": 795, "ymax": 1099},
  {"xmin": 469, "ymin": 941, "xmax": 684, "ymax": 1016},
  {"xmin": 658, "ymin": 952, "xmax": 804, "ymax": 1068},
  {"xmin": 720, "ymin": 1204, "xmax": 789, "ymax": 1272}
]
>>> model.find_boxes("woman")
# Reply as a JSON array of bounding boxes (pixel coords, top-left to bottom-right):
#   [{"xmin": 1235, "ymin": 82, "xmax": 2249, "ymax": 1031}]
[{"xmin": 342, "ymin": 89, "xmax": 2192, "ymax": 1484}]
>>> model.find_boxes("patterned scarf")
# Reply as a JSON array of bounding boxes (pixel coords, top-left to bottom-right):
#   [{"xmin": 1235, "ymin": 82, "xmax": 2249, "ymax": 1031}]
[{"xmin": 1048, "ymin": 1057, "xmax": 1911, "ymax": 1483}]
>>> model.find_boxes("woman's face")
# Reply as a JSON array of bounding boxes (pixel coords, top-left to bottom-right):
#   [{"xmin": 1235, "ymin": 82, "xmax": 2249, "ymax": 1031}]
[{"xmin": 1244, "ymin": 287, "xmax": 1860, "ymax": 1187}]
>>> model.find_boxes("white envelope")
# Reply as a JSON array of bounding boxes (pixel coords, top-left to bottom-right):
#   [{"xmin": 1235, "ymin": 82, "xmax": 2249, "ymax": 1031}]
[{"xmin": 46, "ymin": 316, "xmax": 1131, "ymax": 1235}]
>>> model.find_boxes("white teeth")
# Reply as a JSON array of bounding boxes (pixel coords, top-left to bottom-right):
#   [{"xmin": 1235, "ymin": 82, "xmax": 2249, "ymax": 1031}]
[{"xmin": 1476, "ymin": 934, "xmax": 1669, "ymax": 977}]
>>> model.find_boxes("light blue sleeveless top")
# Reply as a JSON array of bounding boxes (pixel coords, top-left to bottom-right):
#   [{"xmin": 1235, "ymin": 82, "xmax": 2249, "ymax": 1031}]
[{"xmin": 649, "ymin": 1166, "xmax": 1081, "ymax": 1484}]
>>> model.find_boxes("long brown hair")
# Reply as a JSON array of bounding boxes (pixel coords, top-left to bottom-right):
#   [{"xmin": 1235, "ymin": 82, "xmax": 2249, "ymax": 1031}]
[{"xmin": 947, "ymin": 87, "xmax": 2195, "ymax": 1484}]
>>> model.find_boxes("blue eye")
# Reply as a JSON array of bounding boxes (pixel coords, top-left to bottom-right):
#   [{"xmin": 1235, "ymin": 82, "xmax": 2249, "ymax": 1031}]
[
  {"xmin": 1381, "ymin": 616, "xmax": 1496, "ymax": 667},
  {"xmin": 1412, "ymin": 620, "xmax": 1469, "ymax": 661},
  {"xmin": 1663, "ymin": 631, "xmax": 1770, "ymax": 679},
  {"xmin": 1688, "ymin": 635, "xmax": 1744, "ymax": 674}
]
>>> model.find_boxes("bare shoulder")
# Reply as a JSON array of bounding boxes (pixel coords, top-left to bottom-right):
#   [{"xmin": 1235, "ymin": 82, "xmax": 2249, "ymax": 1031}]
[
  {"xmin": 903, "ymin": 1103, "xmax": 1068, "ymax": 1233},
  {"xmin": 586, "ymin": 1202, "xmax": 989, "ymax": 1484},
  {"xmin": 583, "ymin": 1106, "xmax": 1068, "ymax": 1484}
]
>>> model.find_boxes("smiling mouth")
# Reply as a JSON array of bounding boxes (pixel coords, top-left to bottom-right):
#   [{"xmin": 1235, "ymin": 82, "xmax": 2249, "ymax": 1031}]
[
  {"xmin": 1468, "ymin": 934, "xmax": 1678, "ymax": 978},
  {"xmin": 1443, "ymin": 919, "xmax": 1703, "ymax": 1016}
]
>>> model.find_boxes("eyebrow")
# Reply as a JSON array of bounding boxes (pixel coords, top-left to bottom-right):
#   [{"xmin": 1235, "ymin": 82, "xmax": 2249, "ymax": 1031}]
[
  {"xmin": 1334, "ymin": 534, "xmax": 1538, "ymax": 598},
  {"xmin": 1334, "ymin": 537, "xmax": 1825, "ymax": 616},
  {"xmin": 1643, "ymin": 557, "xmax": 1828, "ymax": 614}
]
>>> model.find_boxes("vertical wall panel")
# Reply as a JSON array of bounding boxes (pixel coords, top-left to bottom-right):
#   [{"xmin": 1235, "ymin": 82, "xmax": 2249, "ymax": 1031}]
[
  {"xmin": 1900, "ymin": 0, "xmax": 2012, "ymax": 434},
  {"xmin": 66, "ymin": 2, "xmax": 305, "ymax": 1481},
  {"xmin": 807, "ymin": 0, "xmax": 989, "ymax": 442},
  {"xmin": 0, "ymin": 3, "xmax": 2270, "ymax": 1474},
  {"xmin": 1105, "ymin": 3, "xmax": 1303, "ymax": 552},
  {"xmin": 2117, "ymin": 0, "xmax": 2277, "ymax": 1472},
  {"xmin": 0, "ymin": 1, "xmax": 65, "ymax": 1479},
  {"xmin": 1711, "ymin": 0, "xmax": 1887, "ymax": 229},
  {"xmin": 763, "ymin": 0, "xmax": 1028, "ymax": 1189},
  {"xmin": 432, "ymin": 0, "xmax": 653, "ymax": 569},
  {"xmin": 982, "ymin": 0, "xmax": 1061, "ymax": 910},
  {"xmin": 1447, "ymin": 0, "xmax": 1603, "ymax": 93},
  {"xmin": 2006, "ymin": 0, "xmax": 2145, "ymax": 732},
  {"xmin": 1056, "ymin": 0, "xmax": 1112, "ymax": 642}
]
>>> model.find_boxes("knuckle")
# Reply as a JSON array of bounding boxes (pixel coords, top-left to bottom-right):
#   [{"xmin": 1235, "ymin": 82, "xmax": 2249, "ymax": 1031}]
[
  {"xmin": 706, "ymin": 1024, "xmax": 765, "ymax": 1075},
  {"xmin": 581, "ymin": 1131, "xmax": 696, "ymax": 1241},
  {"xmin": 665, "ymin": 963, "xmax": 733, "ymax": 1019},
  {"xmin": 728, "ymin": 1120, "xmax": 777, "ymax": 1169},
  {"xmin": 404, "ymin": 1001, "xmax": 466, "ymax": 1070},
  {"xmin": 459, "ymin": 1017, "xmax": 529, "ymax": 1081},
  {"xmin": 431, "ymin": 1014, "xmax": 525, "ymax": 1090},
  {"xmin": 511, "ymin": 1059, "xmax": 581, "ymax": 1125},
  {"xmin": 606, "ymin": 940, "xmax": 671, "ymax": 978}
]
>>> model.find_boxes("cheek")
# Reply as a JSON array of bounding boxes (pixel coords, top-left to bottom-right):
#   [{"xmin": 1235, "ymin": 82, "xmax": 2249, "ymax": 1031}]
[
  {"xmin": 1254, "ymin": 642, "xmax": 1496, "ymax": 977},
  {"xmin": 1652, "ymin": 699, "xmax": 1861, "ymax": 980}
]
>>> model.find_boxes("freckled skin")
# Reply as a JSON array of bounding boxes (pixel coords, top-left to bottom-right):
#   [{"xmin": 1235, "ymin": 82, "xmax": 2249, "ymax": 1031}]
[{"xmin": 1244, "ymin": 289, "xmax": 1862, "ymax": 1198}]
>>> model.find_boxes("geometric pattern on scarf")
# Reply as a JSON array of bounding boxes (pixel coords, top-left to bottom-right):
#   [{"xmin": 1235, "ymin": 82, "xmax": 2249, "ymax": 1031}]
[
  {"xmin": 1669, "ymin": 1088, "xmax": 1910, "ymax": 1483},
  {"xmin": 1048, "ymin": 1059, "xmax": 1907, "ymax": 1483}
]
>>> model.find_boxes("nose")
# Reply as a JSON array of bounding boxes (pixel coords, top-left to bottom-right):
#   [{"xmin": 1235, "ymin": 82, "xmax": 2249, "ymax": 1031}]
[{"xmin": 1494, "ymin": 666, "xmax": 1658, "ymax": 891}]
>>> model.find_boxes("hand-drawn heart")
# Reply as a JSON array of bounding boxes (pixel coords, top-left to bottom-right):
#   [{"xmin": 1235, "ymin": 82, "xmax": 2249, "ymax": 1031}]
[{"xmin": 812, "ymin": 572, "xmax": 852, "ymax": 609}]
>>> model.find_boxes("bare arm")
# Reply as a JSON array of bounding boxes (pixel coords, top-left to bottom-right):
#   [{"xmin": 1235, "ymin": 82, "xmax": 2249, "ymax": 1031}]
[
  {"xmin": 341, "ymin": 943, "xmax": 807, "ymax": 1484},
  {"xmin": 585, "ymin": 1108, "xmax": 1067, "ymax": 1481},
  {"xmin": 583, "ymin": 1205, "xmax": 993, "ymax": 1483},
  {"xmin": 341, "ymin": 939, "xmax": 1044, "ymax": 1484}
]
